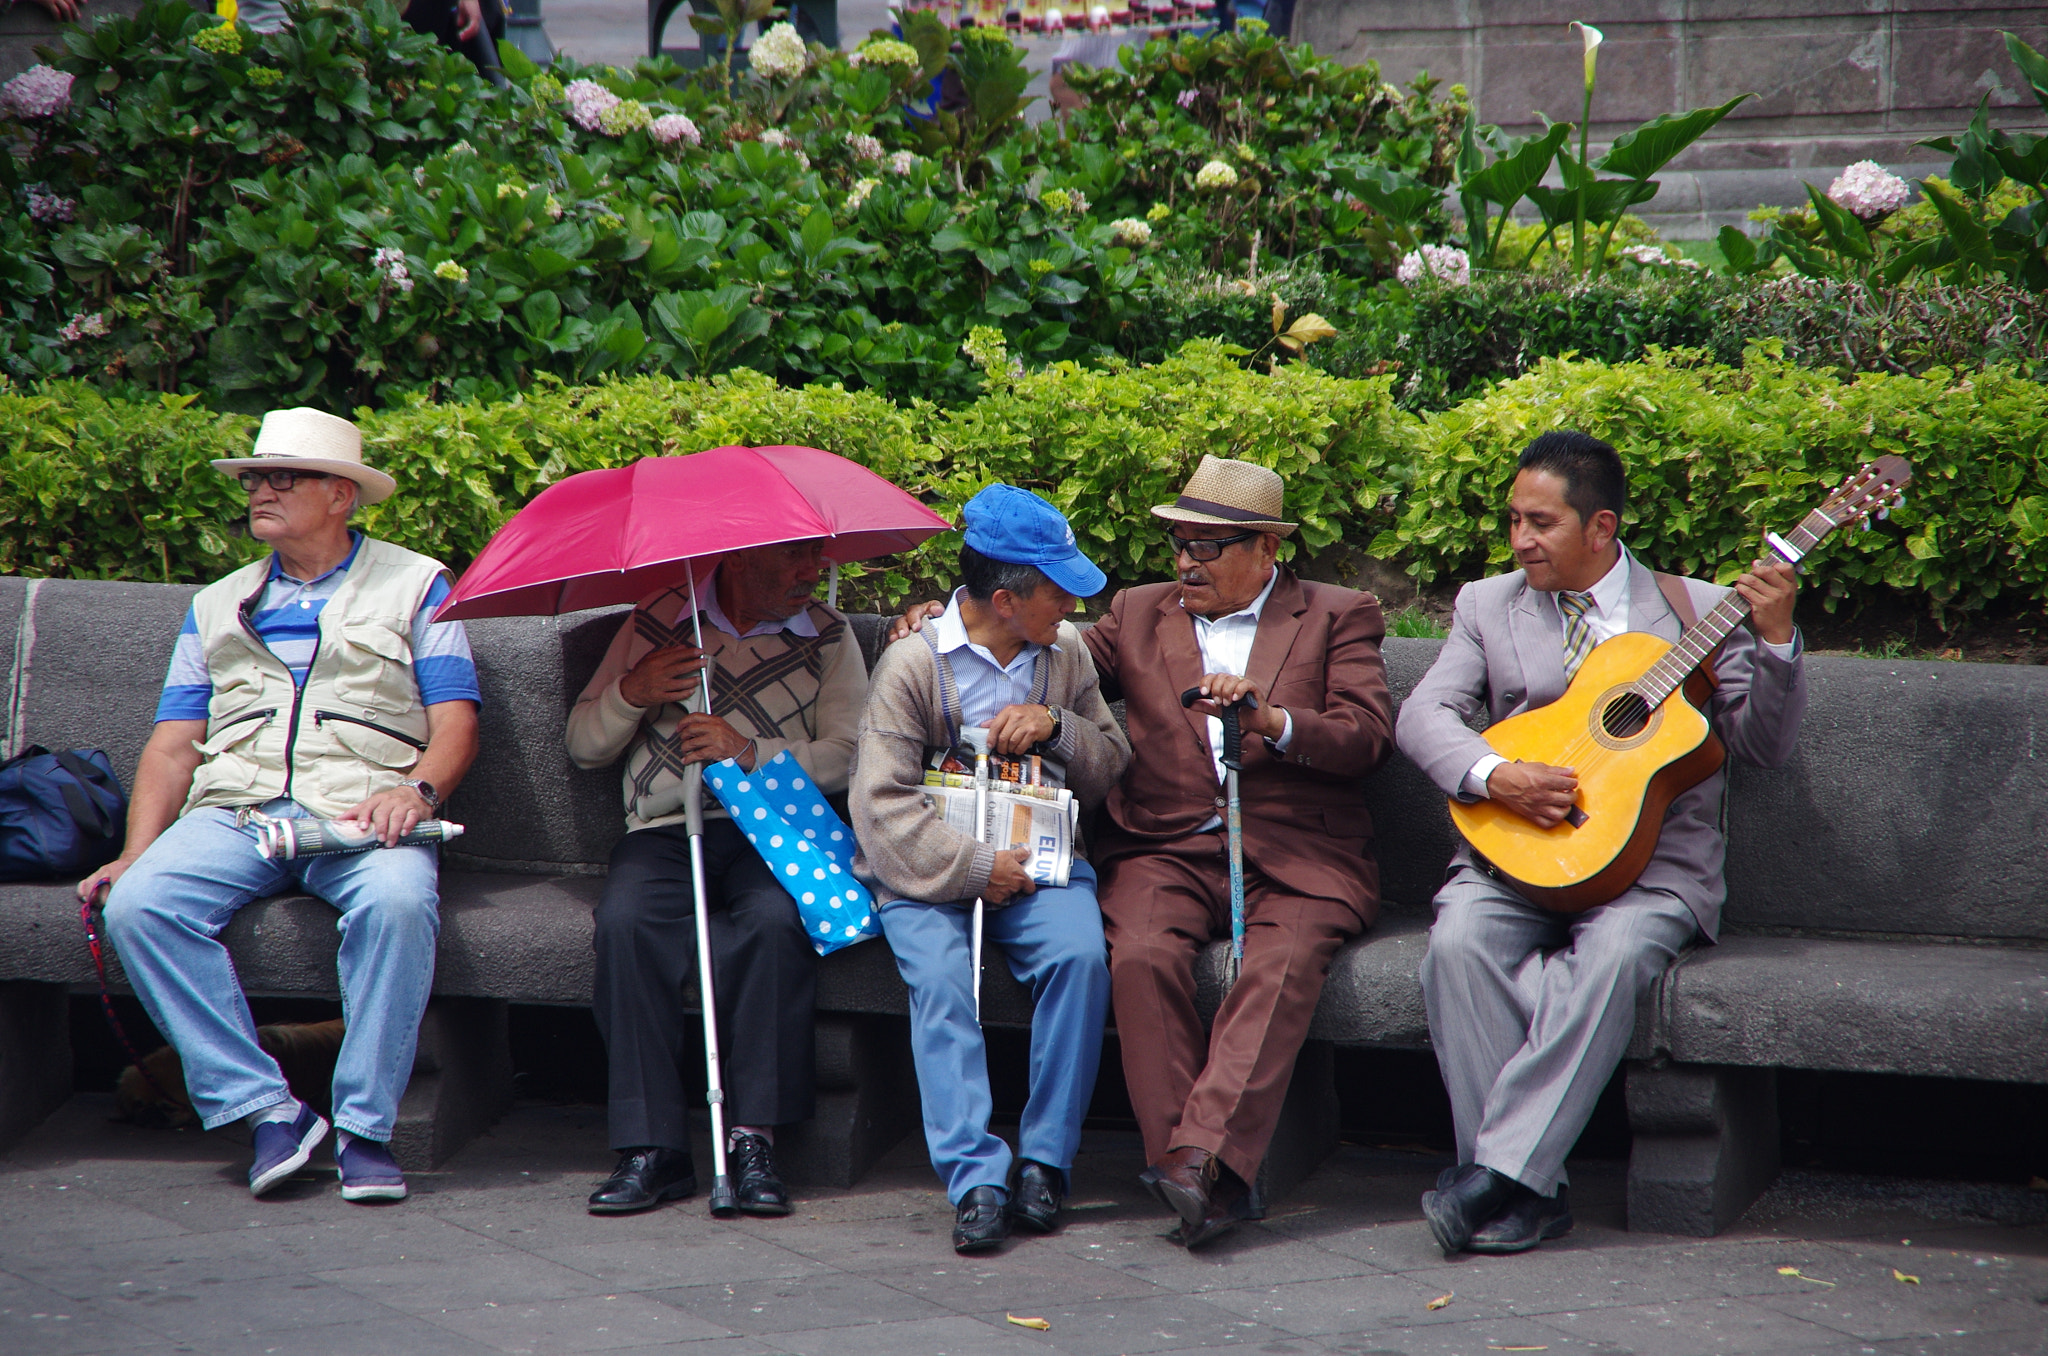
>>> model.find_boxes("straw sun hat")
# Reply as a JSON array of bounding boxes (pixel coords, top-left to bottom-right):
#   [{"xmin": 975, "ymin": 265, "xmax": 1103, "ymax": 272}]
[
  {"xmin": 1149, "ymin": 455, "xmax": 1297, "ymax": 537},
  {"xmin": 210, "ymin": 408, "xmax": 398, "ymax": 506}
]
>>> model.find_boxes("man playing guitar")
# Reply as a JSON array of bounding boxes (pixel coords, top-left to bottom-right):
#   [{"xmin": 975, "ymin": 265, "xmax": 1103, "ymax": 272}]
[{"xmin": 1396, "ymin": 430, "xmax": 1808, "ymax": 1255}]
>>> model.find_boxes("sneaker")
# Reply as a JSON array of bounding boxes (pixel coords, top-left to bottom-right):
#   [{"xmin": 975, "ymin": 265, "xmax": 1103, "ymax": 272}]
[
  {"xmin": 336, "ymin": 1135, "xmax": 408, "ymax": 1202},
  {"xmin": 249, "ymin": 1103, "xmax": 330, "ymax": 1197}
]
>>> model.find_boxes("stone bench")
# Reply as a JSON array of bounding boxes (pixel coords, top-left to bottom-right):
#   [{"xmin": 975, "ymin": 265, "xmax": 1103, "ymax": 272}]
[{"xmin": 4, "ymin": 575, "xmax": 2044, "ymax": 1234}]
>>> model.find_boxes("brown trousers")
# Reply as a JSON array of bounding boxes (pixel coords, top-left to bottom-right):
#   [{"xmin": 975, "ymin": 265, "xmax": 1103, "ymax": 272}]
[{"xmin": 1098, "ymin": 833, "xmax": 1359, "ymax": 1185}]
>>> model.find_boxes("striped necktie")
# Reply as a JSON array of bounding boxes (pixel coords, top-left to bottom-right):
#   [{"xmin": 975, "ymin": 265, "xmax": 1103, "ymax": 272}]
[{"xmin": 1558, "ymin": 590, "xmax": 1596, "ymax": 679}]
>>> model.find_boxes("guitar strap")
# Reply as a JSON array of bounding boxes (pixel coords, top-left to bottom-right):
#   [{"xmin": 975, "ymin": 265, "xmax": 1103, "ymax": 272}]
[{"xmin": 1654, "ymin": 572, "xmax": 1721, "ymax": 691}]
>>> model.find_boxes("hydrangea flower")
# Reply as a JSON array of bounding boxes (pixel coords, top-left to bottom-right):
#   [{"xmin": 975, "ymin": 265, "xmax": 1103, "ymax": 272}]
[
  {"xmin": 530, "ymin": 73, "xmax": 564, "ymax": 104},
  {"xmin": 58, "ymin": 311, "xmax": 108, "ymax": 343},
  {"xmin": 371, "ymin": 246, "xmax": 415, "ymax": 294},
  {"xmin": 598, "ymin": 98, "xmax": 652, "ymax": 136},
  {"xmin": 1175, "ymin": 88, "xmax": 1199, "ymax": 110},
  {"xmin": 650, "ymin": 112, "xmax": 701, "ymax": 146},
  {"xmin": 851, "ymin": 38, "xmax": 919, "ymax": 69},
  {"xmin": 750, "ymin": 22, "xmax": 809, "ymax": 81},
  {"xmin": 1110, "ymin": 217, "xmax": 1152, "ymax": 246},
  {"xmin": 245, "ymin": 65, "xmax": 285, "ymax": 89},
  {"xmin": 1146, "ymin": 202, "xmax": 1171, "ymax": 222},
  {"xmin": 564, "ymin": 79, "xmax": 620, "ymax": 133},
  {"xmin": 433, "ymin": 260, "xmax": 469, "ymax": 284},
  {"xmin": 886, "ymin": 150, "xmax": 917, "ymax": 176},
  {"xmin": 1827, "ymin": 160, "xmax": 1912, "ymax": 221},
  {"xmin": 544, "ymin": 193, "xmax": 563, "ymax": 220},
  {"xmin": 845, "ymin": 177, "xmax": 879, "ymax": 213},
  {"xmin": 192, "ymin": 22, "xmax": 242, "ymax": 55},
  {"xmin": 2, "ymin": 65, "xmax": 74, "ymax": 119},
  {"xmin": 1040, "ymin": 188, "xmax": 1073, "ymax": 213},
  {"xmin": 760, "ymin": 127, "xmax": 792, "ymax": 148},
  {"xmin": 847, "ymin": 132, "xmax": 883, "ymax": 162},
  {"xmin": 1195, "ymin": 160, "xmax": 1238, "ymax": 190},
  {"xmin": 26, "ymin": 186, "xmax": 76, "ymax": 224},
  {"xmin": 1395, "ymin": 244, "xmax": 1471, "ymax": 286}
]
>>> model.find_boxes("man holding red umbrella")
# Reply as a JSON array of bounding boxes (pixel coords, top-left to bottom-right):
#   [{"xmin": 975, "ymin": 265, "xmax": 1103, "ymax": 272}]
[{"xmin": 567, "ymin": 539, "xmax": 869, "ymax": 1217}]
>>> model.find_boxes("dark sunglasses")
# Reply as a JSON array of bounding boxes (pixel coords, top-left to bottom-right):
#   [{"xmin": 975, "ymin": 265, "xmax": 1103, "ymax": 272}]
[
  {"xmin": 1167, "ymin": 530, "xmax": 1258, "ymax": 562},
  {"xmin": 238, "ymin": 469, "xmax": 331, "ymax": 493}
]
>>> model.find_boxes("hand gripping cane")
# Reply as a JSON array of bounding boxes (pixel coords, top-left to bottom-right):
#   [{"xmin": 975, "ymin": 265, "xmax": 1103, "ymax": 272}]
[
  {"xmin": 961, "ymin": 725, "xmax": 992, "ymax": 1022},
  {"xmin": 1181, "ymin": 687, "xmax": 1259, "ymax": 983},
  {"xmin": 684, "ymin": 569, "xmax": 741, "ymax": 1218}
]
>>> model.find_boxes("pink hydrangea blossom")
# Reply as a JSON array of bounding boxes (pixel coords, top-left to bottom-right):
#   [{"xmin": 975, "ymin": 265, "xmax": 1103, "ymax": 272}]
[
  {"xmin": 26, "ymin": 186, "xmax": 76, "ymax": 224},
  {"xmin": 2, "ymin": 64, "xmax": 74, "ymax": 120},
  {"xmin": 1175, "ymin": 88, "xmax": 1198, "ymax": 110},
  {"xmin": 886, "ymin": 150, "xmax": 916, "ymax": 176},
  {"xmin": 563, "ymin": 79, "xmax": 621, "ymax": 134},
  {"xmin": 1827, "ymin": 160, "xmax": 1912, "ymax": 221},
  {"xmin": 58, "ymin": 311, "xmax": 108, "ymax": 342},
  {"xmin": 650, "ymin": 113, "xmax": 701, "ymax": 146},
  {"xmin": 1395, "ymin": 244, "xmax": 1471, "ymax": 286},
  {"xmin": 846, "ymin": 132, "xmax": 883, "ymax": 161}
]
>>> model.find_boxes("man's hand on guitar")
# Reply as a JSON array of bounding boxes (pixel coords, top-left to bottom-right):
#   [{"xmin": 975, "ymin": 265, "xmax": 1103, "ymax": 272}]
[
  {"xmin": 1487, "ymin": 761, "xmax": 1581, "ymax": 828},
  {"xmin": 1735, "ymin": 557, "xmax": 1798, "ymax": 646}
]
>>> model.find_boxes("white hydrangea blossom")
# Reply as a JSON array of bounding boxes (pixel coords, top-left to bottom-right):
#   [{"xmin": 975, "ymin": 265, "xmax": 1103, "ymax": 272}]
[
  {"xmin": 1827, "ymin": 160, "xmax": 1912, "ymax": 221},
  {"xmin": 564, "ymin": 79, "xmax": 620, "ymax": 133},
  {"xmin": 886, "ymin": 150, "xmax": 917, "ymax": 176},
  {"xmin": 1110, "ymin": 217, "xmax": 1152, "ymax": 247},
  {"xmin": 1395, "ymin": 244, "xmax": 1471, "ymax": 286},
  {"xmin": 1194, "ymin": 160, "xmax": 1238, "ymax": 190},
  {"xmin": 847, "ymin": 132, "xmax": 883, "ymax": 161},
  {"xmin": 1, "ymin": 65, "xmax": 73, "ymax": 120},
  {"xmin": 760, "ymin": 127, "xmax": 791, "ymax": 148},
  {"xmin": 650, "ymin": 113, "xmax": 701, "ymax": 146},
  {"xmin": 846, "ymin": 178, "xmax": 879, "ymax": 213},
  {"xmin": 371, "ymin": 246, "xmax": 415, "ymax": 294},
  {"xmin": 750, "ymin": 23, "xmax": 809, "ymax": 81}
]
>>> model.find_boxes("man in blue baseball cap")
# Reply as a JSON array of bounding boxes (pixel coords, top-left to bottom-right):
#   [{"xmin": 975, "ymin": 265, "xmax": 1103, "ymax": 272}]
[{"xmin": 850, "ymin": 485, "xmax": 1130, "ymax": 1254}]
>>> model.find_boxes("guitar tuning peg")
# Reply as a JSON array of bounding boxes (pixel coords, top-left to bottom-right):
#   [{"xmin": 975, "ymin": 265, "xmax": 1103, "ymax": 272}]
[
  {"xmin": 1879, "ymin": 507, "xmax": 1890, "ymax": 521},
  {"xmin": 1860, "ymin": 517, "xmax": 1873, "ymax": 532},
  {"xmin": 1894, "ymin": 490, "xmax": 1907, "ymax": 509}
]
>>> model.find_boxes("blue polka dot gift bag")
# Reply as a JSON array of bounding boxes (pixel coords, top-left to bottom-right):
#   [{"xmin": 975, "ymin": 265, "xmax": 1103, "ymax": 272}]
[{"xmin": 702, "ymin": 751, "xmax": 878, "ymax": 956}]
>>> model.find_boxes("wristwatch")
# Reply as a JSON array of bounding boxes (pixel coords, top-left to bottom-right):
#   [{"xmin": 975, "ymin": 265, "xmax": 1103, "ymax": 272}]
[
  {"xmin": 399, "ymin": 778, "xmax": 441, "ymax": 813},
  {"xmin": 1042, "ymin": 705, "xmax": 1063, "ymax": 743}
]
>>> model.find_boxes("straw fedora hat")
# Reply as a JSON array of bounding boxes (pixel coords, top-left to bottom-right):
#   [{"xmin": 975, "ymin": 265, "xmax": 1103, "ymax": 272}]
[
  {"xmin": 211, "ymin": 408, "xmax": 397, "ymax": 506},
  {"xmin": 1150, "ymin": 455, "xmax": 1296, "ymax": 537}
]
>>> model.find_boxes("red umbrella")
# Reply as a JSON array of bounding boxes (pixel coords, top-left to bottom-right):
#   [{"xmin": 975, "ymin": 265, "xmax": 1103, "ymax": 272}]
[{"xmin": 435, "ymin": 444, "xmax": 951, "ymax": 621}]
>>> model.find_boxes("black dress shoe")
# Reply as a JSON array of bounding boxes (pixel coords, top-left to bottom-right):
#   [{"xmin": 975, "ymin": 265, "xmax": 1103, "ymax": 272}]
[
  {"xmin": 1420, "ymin": 1163, "xmax": 1517, "ymax": 1256},
  {"xmin": 588, "ymin": 1147, "xmax": 698, "ymax": 1214},
  {"xmin": 1172, "ymin": 1170, "xmax": 1255, "ymax": 1249},
  {"xmin": 1468, "ymin": 1184, "xmax": 1573, "ymax": 1254},
  {"xmin": 1008, "ymin": 1160, "xmax": 1064, "ymax": 1234},
  {"xmin": 953, "ymin": 1185, "xmax": 1010, "ymax": 1254},
  {"xmin": 729, "ymin": 1132, "xmax": 792, "ymax": 1217},
  {"xmin": 1137, "ymin": 1145, "xmax": 1217, "ymax": 1227}
]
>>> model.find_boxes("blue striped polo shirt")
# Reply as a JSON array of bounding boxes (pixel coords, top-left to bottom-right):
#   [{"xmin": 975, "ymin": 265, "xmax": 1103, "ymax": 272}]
[{"xmin": 154, "ymin": 532, "xmax": 482, "ymax": 722}]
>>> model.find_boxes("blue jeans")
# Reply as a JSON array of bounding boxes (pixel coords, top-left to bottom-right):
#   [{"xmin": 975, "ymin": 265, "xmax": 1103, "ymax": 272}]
[
  {"xmin": 103, "ymin": 801, "xmax": 440, "ymax": 1141},
  {"xmin": 878, "ymin": 863, "xmax": 1109, "ymax": 1205}
]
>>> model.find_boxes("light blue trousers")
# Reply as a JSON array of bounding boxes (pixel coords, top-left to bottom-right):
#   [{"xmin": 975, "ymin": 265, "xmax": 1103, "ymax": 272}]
[
  {"xmin": 102, "ymin": 801, "xmax": 440, "ymax": 1141},
  {"xmin": 878, "ymin": 862, "xmax": 1110, "ymax": 1206}
]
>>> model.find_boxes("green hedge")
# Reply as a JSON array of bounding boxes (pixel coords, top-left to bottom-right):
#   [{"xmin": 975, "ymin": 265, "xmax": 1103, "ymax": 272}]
[{"xmin": 7, "ymin": 344, "xmax": 2045, "ymax": 621}]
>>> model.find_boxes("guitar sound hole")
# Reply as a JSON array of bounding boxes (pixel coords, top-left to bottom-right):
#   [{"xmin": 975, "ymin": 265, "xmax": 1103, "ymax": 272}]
[{"xmin": 1602, "ymin": 692, "xmax": 1652, "ymax": 739}]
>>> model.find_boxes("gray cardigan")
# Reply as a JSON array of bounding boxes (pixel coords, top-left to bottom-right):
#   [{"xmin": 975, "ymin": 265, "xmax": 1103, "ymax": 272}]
[{"xmin": 850, "ymin": 622, "xmax": 1130, "ymax": 908}]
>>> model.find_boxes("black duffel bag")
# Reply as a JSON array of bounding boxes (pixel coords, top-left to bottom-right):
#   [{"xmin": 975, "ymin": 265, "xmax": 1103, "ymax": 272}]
[{"xmin": 0, "ymin": 746, "xmax": 128, "ymax": 881}]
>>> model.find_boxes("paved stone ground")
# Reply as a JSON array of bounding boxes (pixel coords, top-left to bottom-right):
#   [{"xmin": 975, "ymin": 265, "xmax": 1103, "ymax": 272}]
[{"xmin": 4, "ymin": 1094, "xmax": 2046, "ymax": 1356}]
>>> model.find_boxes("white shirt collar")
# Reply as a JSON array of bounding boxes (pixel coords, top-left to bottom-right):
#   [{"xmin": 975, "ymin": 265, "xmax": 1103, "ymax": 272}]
[
  {"xmin": 934, "ymin": 587, "xmax": 1051, "ymax": 666},
  {"xmin": 1187, "ymin": 566, "xmax": 1281, "ymax": 628},
  {"xmin": 696, "ymin": 567, "xmax": 820, "ymax": 639},
  {"xmin": 1573, "ymin": 544, "xmax": 1632, "ymax": 619}
]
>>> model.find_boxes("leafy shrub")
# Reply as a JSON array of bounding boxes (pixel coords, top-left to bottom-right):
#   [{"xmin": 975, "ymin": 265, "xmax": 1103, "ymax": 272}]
[{"xmin": 1377, "ymin": 346, "xmax": 2048, "ymax": 621}]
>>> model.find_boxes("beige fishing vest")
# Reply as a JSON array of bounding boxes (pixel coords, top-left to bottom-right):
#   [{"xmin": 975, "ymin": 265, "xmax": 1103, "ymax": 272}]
[{"xmin": 182, "ymin": 536, "xmax": 451, "ymax": 820}]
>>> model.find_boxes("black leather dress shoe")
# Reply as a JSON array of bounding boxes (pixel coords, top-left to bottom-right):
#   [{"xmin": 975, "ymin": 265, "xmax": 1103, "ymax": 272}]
[
  {"xmin": 730, "ymin": 1132, "xmax": 792, "ymax": 1217},
  {"xmin": 953, "ymin": 1185, "xmax": 1010, "ymax": 1254},
  {"xmin": 1138, "ymin": 1145, "xmax": 1218, "ymax": 1227},
  {"xmin": 1008, "ymin": 1160, "xmax": 1064, "ymax": 1234},
  {"xmin": 1172, "ymin": 1170, "xmax": 1255, "ymax": 1249},
  {"xmin": 1468, "ymin": 1184, "xmax": 1573, "ymax": 1254},
  {"xmin": 1420, "ymin": 1163, "xmax": 1517, "ymax": 1256},
  {"xmin": 588, "ymin": 1147, "xmax": 698, "ymax": 1214}
]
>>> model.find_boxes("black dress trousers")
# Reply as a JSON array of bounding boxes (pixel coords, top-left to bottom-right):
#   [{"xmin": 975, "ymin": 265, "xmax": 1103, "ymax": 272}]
[{"xmin": 592, "ymin": 818, "xmax": 818, "ymax": 1150}]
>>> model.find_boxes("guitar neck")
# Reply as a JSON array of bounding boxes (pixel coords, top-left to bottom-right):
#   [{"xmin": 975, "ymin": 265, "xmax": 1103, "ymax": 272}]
[{"xmin": 1636, "ymin": 510, "xmax": 1835, "ymax": 704}]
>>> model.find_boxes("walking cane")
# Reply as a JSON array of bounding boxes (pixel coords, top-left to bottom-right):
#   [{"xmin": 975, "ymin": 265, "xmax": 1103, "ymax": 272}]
[
  {"xmin": 1181, "ymin": 687, "xmax": 1259, "ymax": 983},
  {"xmin": 684, "ymin": 568, "xmax": 741, "ymax": 1218},
  {"xmin": 961, "ymin": 725, "xmax": 992, "ymax": 1021}
]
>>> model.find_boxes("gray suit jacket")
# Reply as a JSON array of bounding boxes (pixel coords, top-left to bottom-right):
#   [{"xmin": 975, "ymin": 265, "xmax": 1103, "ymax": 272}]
[{"xmin": 1396, "ymin": 555, "xmax": 1808, "ymax": 938}]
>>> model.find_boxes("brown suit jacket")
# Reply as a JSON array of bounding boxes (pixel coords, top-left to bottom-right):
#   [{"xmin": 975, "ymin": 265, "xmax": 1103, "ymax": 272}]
[{"xmin": 1083, "ymin": 568, "xmax": 1395, "ymax": 925}]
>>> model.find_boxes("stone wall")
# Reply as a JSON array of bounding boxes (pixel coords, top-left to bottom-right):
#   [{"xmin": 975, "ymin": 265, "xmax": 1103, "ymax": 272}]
[{"xmin": 1293, "ymin": 0, "xmax": 2048, "ymax": 237}]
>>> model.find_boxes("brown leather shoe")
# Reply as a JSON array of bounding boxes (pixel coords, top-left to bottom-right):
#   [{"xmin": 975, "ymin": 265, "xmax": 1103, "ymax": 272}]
[
  {"xmin": 1138, "ymin": 1146, "xmax": 1219, "ymax": 1227},
  {"xmin": 1173, "ymin": 1169, "xmax": 1254, "ymax": 1249}
]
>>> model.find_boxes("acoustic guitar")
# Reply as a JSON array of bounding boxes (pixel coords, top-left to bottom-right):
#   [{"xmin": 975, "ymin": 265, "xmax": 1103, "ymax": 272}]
[{"xmin": 1449, "ymin": 456, "xmax": 1912, "ymax": 912}]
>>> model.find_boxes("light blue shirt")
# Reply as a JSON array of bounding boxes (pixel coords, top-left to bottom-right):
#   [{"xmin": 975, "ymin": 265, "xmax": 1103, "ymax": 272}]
[{"xmin": 932, "ymin": 588, "xmax": 1050, "ymax": 728}]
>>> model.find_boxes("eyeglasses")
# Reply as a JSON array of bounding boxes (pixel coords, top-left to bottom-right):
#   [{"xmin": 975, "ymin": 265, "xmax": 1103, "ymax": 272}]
[
  {"xmin": 1167, "ymin": 530, "xmax": 1258, "ymax": 562},
  {"xmin": 238, "ymin": 469, "xmax": 331, "ymax": 493}
]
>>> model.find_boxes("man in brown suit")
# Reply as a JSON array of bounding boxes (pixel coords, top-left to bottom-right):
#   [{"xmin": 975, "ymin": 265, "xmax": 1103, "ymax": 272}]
[{"xmin": 893, "ymin": 456, "xmax": 1392, "ymax": 1246}]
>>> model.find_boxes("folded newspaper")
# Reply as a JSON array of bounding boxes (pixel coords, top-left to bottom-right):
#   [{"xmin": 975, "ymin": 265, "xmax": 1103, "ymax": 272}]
[{"xmin": 923, "ymin": 746, "xmax": 1077, "ymax": 889}]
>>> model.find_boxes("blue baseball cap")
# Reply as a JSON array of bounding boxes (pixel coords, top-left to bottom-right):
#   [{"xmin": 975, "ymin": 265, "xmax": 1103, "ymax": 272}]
[{"xmin": 961, "ymin": 484, "xmax": 1107, "ymax": 598}]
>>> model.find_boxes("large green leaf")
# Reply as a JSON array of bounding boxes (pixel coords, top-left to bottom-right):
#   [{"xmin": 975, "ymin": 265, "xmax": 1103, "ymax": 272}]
[
  {"xmin": 1330, "ymin": 162, "xmax": 1443, "ymax": 228},
  {"xmin": 1462, "ymin": 122, "xmax": 1572, "ymax": 209},
  {"xmin": 2004, "ymin": 31, "xmax": 2048, "ymax": 116},
  {"xmin": 1595, "ymin": 94, "xmax": 1752, "ymax": 182},
  {"xmin": 1804, "ymin": 182, "xmax": 1873, "ymax": 261}
]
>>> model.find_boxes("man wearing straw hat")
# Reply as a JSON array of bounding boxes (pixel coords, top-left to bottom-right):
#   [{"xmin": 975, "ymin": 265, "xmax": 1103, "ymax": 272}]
[
  {"xmin": 893, "ymin": 457, "xmax": 1393, "ymax": 1247},
  {"xmin": 76, "ymin": 408, "xmax": 482, "ymax": 1204}
]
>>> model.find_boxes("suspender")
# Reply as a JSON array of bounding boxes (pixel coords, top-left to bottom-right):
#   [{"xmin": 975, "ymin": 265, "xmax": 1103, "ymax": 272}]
[{"xmin": 920, "ymin": 623, "xmax": 1055, "ymax": 749}]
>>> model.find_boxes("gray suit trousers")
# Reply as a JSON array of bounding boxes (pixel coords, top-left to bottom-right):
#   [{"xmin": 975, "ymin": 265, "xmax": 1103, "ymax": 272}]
[{"xmin": 1419, "ymin": 867, "xmax": 1697, "ymax": 1195}]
